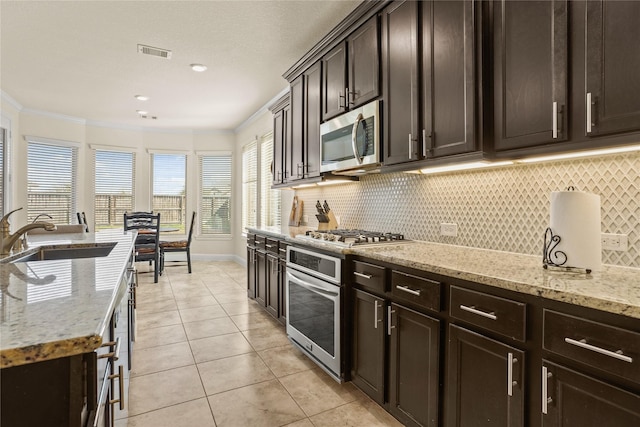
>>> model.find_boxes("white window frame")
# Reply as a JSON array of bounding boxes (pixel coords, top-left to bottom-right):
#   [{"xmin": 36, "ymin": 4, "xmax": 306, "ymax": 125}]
[{"xmin": 25, "ymin": 135, "xmax": 80, "ymax": 224}]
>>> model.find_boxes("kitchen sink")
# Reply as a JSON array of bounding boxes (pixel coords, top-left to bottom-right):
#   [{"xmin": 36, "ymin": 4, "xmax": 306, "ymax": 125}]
[{"xmin": 11, "ymin": 242, "xmax": 117, "ymax": 262}]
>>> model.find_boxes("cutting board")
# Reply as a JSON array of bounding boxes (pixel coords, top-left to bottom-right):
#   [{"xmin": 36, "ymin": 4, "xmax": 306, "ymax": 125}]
[{"xmin": 288, "ymin": 196, "xmax": 303, "ymax": 226}]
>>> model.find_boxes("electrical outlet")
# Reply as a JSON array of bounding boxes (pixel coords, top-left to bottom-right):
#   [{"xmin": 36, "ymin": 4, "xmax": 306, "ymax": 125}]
[
  {"xmin": 601, "ymin": 233, "xmax": 628, "ymax": 251},
  {"xmin": 302, "ymin": 215, "xmax": 309, "ymax": 224},
  {"xmin": 441, "ymin": 223, "xmax": 458, "ymax": 237}
]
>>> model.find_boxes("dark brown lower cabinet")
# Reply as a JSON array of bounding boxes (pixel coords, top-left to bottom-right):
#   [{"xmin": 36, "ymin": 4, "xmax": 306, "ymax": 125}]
[
  {"xmin": 278, "ymin": 257, "xmax": 287, "ymax": 324},
  {"xmin": 447, "ymin": 324, "xmax": 525, "ymax": 427},
  {"xmin": 255, "ymin": 250, "xmax": 266, "ymax": 307},
  {"xmin": 246, "ymin": 245, "xmax": 256, "ymax": 298},
  {"xmin": 541, "ymin": 361, "xmax": 640, "ymax": 427},
  {"xmin": 266, "ymin": 253, "xmax": 279, "ymax": 318},
  {"xmin": 351, "ymin": 289, "xmax": 386, "ymax": 404},
  {"xmin": 388, "ymin": 303, "xmax": 440, "ymax": 427}
]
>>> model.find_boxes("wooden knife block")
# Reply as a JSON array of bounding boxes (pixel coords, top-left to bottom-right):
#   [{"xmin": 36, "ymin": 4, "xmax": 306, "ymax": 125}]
[{"xmin": 317, "ymin": 211, "xmax": 339, "ymax": 231}]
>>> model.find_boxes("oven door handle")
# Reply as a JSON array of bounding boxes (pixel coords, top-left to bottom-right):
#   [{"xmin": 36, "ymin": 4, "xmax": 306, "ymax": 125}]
[{"xmin": 286, "ymin": 271, "xmax": 339, "ymax": 298}]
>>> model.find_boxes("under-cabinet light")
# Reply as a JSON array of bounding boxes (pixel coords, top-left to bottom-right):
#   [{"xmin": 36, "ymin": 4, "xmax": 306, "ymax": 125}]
[
  {"xmin": 316, "ymin": 179, "xmax": 355, "ymax": 186},
  {"xmin": 517, "ymin": 144, "xmax": 640, "ymax": 164},
  {"xmin": 419, "ymin": 161, "xmax": 513, "ymax": 175},
  {"xmin": 290, "ymin": 183, "xmax": 316, "ymax": 189}
]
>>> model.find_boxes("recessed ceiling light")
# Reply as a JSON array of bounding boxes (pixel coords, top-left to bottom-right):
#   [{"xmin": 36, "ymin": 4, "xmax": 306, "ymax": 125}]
[
  {"xmin": 190, "ymin": 63, "xmax": 207, "ymax": 72},
  {"xmin": 134, "ymin": 95, "xmax": 149, "ymax": 101},
  {"xmin": 136, "ymin": 110, "xmax": 148, "ymax": 115}
]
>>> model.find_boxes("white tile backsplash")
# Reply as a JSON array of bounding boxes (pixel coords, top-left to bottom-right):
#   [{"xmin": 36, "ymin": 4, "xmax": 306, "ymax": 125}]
[{"xmin": 294, "ymin": 151, "xmax": 640, "ymax": 268}]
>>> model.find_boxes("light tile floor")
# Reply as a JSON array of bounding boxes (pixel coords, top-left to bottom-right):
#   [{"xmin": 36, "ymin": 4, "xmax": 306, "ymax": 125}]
[{"xmin": 115, "ymin": 260, "xmax": 403, "ymax": 427}]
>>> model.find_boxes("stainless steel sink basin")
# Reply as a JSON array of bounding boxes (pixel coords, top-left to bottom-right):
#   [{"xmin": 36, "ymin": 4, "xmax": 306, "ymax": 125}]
[{"xmin": 12, "ymin": 242, "xmax": 117, "ymax": 262}]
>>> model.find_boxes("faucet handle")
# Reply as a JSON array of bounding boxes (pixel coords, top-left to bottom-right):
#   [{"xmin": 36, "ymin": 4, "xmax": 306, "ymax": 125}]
[{"xmin": 1, "ymin": 207, "xmax": 23, "ymax": 231}]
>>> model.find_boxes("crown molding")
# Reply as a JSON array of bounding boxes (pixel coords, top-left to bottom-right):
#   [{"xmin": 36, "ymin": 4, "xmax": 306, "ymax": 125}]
[
  {"xmin": 235, "ymin": 86, "xmax": 290, "ymax": 133},
  {"xmin": 1, "ymin": 90, "xmax": 24, "ymax": 111}
]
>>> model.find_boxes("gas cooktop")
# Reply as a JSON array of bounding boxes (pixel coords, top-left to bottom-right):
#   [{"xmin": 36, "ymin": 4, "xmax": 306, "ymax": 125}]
[{"xmin": 295, "ymin": 229, "xmax": 409, "ymax": 248}]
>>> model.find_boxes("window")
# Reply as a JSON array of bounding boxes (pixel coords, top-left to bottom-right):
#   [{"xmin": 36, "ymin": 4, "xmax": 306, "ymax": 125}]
[
  {"xmin": 0, "ymin": 127, "xmax": 6, "ymax": 217},
  {"xmin": 241, "ymin": 133, "xmax": 281, "ymax": 232},
  {"xmin": 151, "ymin": 153, "xmax": 186, "ymax": 233},
  {"xmin": 260, "ymin": 134, "xmax": 281, "ymax": 227},
  {"xmin": 242, "ymin": 141, "xmax": 257, "ymax": 230},
  {"xmin": 94, "ymin": 150, "xmax": 135, "ymax": 229},
  {"xmin": 27, "ymin": 138, "xmax": 78, "ymax": 224},
  {"xmin": 199, "ymin": 153, "xmax": 232, "ymax": 235}
]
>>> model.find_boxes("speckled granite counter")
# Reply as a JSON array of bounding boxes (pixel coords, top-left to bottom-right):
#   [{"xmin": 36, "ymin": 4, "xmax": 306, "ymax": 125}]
[
  {"xmin": 0, "ymin": 229, "xmax": 136, "ymax": 368},
  {"xmin": 347, "ymin": 241, "xmax": 640, "ymax": 320},
  {"xmin": 246, "ymin": 226, "xmax": 290, "ymax": 239}
]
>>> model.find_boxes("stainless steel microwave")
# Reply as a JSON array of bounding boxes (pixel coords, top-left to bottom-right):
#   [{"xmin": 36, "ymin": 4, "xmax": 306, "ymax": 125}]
[{"xmin": 319, "ymin": 100, "xmax": 381, "ymax": 175}]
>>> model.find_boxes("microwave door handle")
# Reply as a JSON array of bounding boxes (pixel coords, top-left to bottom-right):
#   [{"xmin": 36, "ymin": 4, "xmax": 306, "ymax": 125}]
[
  {"xmin": 351, "ymin": 113, "xmax": 364, "ymax": 164},
  {"xmin": 286, "ymin": 271, "xmax": 338, "ymax": 298}
]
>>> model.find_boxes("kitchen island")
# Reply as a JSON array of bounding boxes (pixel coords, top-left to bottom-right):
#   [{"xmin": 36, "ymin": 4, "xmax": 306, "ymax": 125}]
[{"xmin": 0, "ymin": 229, "xmax": 137, "ymax": 427}]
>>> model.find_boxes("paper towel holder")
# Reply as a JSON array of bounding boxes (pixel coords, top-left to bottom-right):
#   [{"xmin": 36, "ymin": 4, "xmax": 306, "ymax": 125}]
[{"xmin": 542, "ymin": 227, "xmax": 592, "ymax": 274}]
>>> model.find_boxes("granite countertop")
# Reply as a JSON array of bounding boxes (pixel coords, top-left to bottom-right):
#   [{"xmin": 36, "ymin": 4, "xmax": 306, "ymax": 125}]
[
  {"xmin": 0, "ymin": 229, "xmax": 136, "ymax": 368},
  {"xmin": 246, "ymin": 226, "xmax": 292, "ymax": 239},
  {"xmin": 348, "ymin": 241, "xmax": 640, "ymax": 320}
]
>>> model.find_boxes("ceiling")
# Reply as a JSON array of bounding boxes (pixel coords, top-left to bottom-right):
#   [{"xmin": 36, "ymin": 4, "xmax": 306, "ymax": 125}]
[{"xmin": 0, "ymin": 0, "xmax": 360, "ymax": 131}]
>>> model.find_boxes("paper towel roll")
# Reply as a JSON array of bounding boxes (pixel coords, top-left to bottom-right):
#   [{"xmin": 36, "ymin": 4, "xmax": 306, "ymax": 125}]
[{"xmin": 549, "ymin": 189, "xmax": 602, "ymax": 271}]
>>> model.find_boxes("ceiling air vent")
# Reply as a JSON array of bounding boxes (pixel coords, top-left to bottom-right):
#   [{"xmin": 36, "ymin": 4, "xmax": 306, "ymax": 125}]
[{"xmin": 137, "ymin": 44, "xmax": 172, "ymax": 59}]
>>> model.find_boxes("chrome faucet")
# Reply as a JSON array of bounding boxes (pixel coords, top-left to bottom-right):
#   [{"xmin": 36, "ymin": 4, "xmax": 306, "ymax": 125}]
[{"xmin": 1, "ymin": 208, "xmax": 57, "ymax": 256}]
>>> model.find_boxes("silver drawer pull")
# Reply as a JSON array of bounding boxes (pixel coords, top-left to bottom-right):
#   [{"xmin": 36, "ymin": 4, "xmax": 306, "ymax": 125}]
[
  {"xmin": 353, "ymin": 271, "xmax": 372, "ymax": 280},
  {"xmin": 396, "ymin": 285, "xmax": 421, "ymax": 296},
  {"xmin": 564, "ymin": 337, "xmax": 633, "ymax": 363},
  {"xmin": 459, "ymin": 304, "xmax": 497, "ymax": 320},
  {"xmin": 265, "ymin": 244, "xmax": 273, "ymax": 248},
  {"xmin": 279, "ymin": 248, "xmax": 286, "ymax": 252},
  {"xmin": 542, "ymin": 366, "xmax": 552, "ymax": 414}
]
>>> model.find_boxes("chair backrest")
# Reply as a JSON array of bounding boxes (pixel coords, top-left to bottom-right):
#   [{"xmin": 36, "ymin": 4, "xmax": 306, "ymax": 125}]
[
  {"xmin": 124, "ymin": 212, "xmax": 158, "ymax": 230},
  {"xmin": 76, "ymin": 212, "xmax": 89, "ymax": 232},
  {"xmin": 186, "ymin": 211, "xmax": 196, "ymax": 246}
]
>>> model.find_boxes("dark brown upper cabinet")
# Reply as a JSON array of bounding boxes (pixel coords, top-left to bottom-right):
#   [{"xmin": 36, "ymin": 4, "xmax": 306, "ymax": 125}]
[
  {"xmin": 271, "ymin": 97, "xmax": 290, "ymax": 185},
  {"xmin": 381, "ymin": 0, "xmax": 420, "ymax": 166},
  {"xmin": 422, "ymin": 0, "xmax": 480, "ymax": 159},
  {"xmin": 585, "ymin": 0, "xmax": 640, "ymax": 137},
  {"xmin": 322, "ymin": 16, "xmax": 380, "ymax": 122},
  {"xmin": 492, "ymin": 0, "xmax": 568, "ymax": 152},
  {"xmin": 288, "ymin": 63, "xmax": 322, "ymax": 182}
]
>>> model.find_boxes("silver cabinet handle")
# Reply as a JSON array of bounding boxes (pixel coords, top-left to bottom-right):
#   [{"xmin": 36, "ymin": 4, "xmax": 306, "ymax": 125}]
[
  {"xmin": 396, "ymin": 284, "xmax": 421, "ymax": 296},
  {"xmin": 265, "ymin": 244, "xmax": 273, "ymax": 248},
  {"xmin": 408, "ymin": 134, "xmax": 413, "ymax": 159},
  {"xmin": 564, "ymin": 337, "xmax": 633, "ymax": 363},
  {"xmin": 459, "ymin": 304, "xmax": 497, "ymax": 320},
  {"xmin": 387, "ymin": 305, "xmax": 396, "ymax": 336},
  {"xmin": 93, "ymin": 362, "xmax": 112, "ymax": 427},
  {"xmin": 346, "ymin": 87, "xmax": 351, "ymax": 106},
  {"xmin": 507, "ymin": 352, "xmax": 518, "ymax": 397},
  {"xmin": 552, "ymin": 101, "xmax": 558, "ymax": 139},
  {"xmin": 374, "ymin": 300, "xmax": 380, "ymax": 329},
  {"xmin": 586, "ymin": 92, "xmax": 592, "ymax": 133},
  {"xmin": 542, "ymin": 366, "xmax": 553, "ymax": 414},
  {"xmin": 109, "ymin": 364, "xmax": 125, "ymax": 411},
  {"xmin": 422, "ymin": 129, "xmax": 427, "ymax": 157},
  {"xmin": 353, "ymin": 271, "xmax": 372, "ymax": 279}
]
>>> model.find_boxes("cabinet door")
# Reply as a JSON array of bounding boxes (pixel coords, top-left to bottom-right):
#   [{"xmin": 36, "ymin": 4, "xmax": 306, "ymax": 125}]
[
  {"xmin": 304, "ymin": 62, "xmax": 322, "ymax": 178},
  {"xmin": 351, "ymin": 289, "xmax": 386, "ymax": 405},
  {"xmin": 246, "ymin": 246, "xmax": 256, "ymax": 298},
  {"xmin": 255, "ymin": 250, "xmax": 267, "ymax": 307},
  {"xmin": 272, "ymin": 111, "xmax": 285, "ymax": 185},
  {"xmin": 542, "ymin": 361, "xmax": 640, "ymax": 427},
  {"xmin": 389, "ymin": 303, "xmax": 440, "ymax": 427},
  {"xmin": 586, "ymin": 1, "xmax": 640, "ymax": 136},
  {"xmin": 382, "ymin": 0, "xmax": 420, "ymax": 166},
  {"xmin": 447, "ymin": 324, "xmax": 524, "ymax": 427},
  {"xmin": 266, "ymin": 254, "xmax": 279, "ymax": 318},
  {"xmin": 422, "ymin": 0, "xmax": 480, "ymax": 158},
  {"xmin": 348, "ymin": 16, "xmax": 380, "ymax": 108},
  {"xmin": 322, "ymin": 42, "xmax": 347, "ymax": 121},
  {"xmin": 278, "ymin": 259, "xmax": 287, "ymax": 324},
  {"xmin": 493, "ymin": 0, "xmax": 568, "ymax": 151},
  {"xmin": 289, "ymin": 76, "xmax": 305, "ymax": 181}
]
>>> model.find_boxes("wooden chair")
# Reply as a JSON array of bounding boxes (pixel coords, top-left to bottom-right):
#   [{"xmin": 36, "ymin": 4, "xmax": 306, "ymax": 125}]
[
  {"xmin": 160, "ymin": 211, "xmax": 196, "ymax": 274},
  {"xmin": 124, "ymin": 212, "xmax": 163, "ymax": 283},
  {"xmin": 76, "ymin": 212, "xmax": 89, "ymax": 232}
]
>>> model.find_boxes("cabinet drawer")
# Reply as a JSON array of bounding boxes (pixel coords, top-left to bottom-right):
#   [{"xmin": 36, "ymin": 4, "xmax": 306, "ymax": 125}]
[
  {"xmin": 543, "ymin": 309, "xmax": 640, "ymax": 383},
  {"xmin": 352, "ymin": 261, "xmax": 386, "ymax": 293},
  {"xmin": 391, "ymin": 271, "xmax": 441, "ymax": 313},
  {"xmin": 255, "ymin": 235, "xmax": 266, "ymax": 250},
  {"xmin": 265, "ymin": 238, "xmax": 280, "ymax": 255},
  {"xmin": 450, "ymin": 286, "xmax": 526, "ymax": 342},
  {"xmin": 247, "ymin": 233, "xmax": 256, "ymax": 246}
]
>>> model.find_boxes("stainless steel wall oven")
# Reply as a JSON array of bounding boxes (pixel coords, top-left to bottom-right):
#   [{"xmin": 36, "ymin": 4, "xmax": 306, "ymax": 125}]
[{"xmin": 286, "ymin": 245, "xmax": 343, "ymax": 382}]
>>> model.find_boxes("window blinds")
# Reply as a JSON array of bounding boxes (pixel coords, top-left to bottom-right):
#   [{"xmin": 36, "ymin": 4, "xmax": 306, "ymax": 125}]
[
  {"xmin": 199, "ymin": 154, "xmax": 232, "ymax": 235},
  {"xmin": 94, "ymin": 150, "xmax": 135, "ymax": 229},
  {"xmin": 242, "ymin": 141, "xmax": 258, "ymax": 230},
  {"xmin": 260, "ymin": 134, "xmax": 281, "ymax": 227}
]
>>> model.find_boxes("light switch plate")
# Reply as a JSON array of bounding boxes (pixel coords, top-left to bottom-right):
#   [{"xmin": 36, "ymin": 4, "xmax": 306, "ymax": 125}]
[{"xmin": 441, "ymin": 223, "xmax": 458, "ymax": 237}]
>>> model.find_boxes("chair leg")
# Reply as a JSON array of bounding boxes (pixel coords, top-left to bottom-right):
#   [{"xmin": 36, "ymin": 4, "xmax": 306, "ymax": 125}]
[
  {"xmin": 153, "ymin": 259, "xmax": 159, "ymax": 283},
  {"xmin": 187, "ymin": 249, "xmax": 192, "ymax": 274}
]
